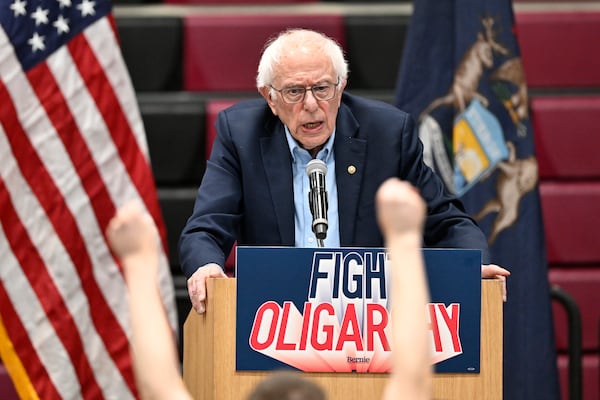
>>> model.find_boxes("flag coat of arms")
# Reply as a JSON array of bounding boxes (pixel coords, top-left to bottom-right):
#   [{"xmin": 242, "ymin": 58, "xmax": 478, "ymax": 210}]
[
  {"xmin": 0, "ymin": 0, "xmax": 177, "ymax": 398},
  {"xmin": 395, "ymin": 1, "xmax": 560, "ymax": 399}
]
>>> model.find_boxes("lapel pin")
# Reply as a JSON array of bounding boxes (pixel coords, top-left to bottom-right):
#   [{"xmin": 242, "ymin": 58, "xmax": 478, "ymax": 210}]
[{"xmin": 347, "ymin": 165, "xmax": 356, "ymax": 175}]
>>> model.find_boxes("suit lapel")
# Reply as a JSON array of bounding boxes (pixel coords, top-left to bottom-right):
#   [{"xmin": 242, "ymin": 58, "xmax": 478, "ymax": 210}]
[
  {"xmin": 334, "ymin": 104, "xmax": 367, "ymax": 246},
  {"xmin": 260, "ymin": 122, "xmax": 295, "ymax": 245},
  {"xmin": 258, "ymin": 101, "xmax": 366, "ymax": 247}
]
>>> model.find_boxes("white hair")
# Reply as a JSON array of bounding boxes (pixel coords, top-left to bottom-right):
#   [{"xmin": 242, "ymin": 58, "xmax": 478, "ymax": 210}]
[{"xmin": 256, "ymin": 29, "xmax": 349, "ymax": 91}]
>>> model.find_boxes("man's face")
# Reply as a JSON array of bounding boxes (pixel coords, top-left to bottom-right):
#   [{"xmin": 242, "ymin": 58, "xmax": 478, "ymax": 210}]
[{"xmin": 260, "ymin": 51, "xmax": 346, "ymax": 153}]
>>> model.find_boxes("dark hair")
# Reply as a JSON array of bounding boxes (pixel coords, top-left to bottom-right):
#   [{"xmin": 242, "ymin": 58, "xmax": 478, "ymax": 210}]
[{"xmin": 247, "ymin": 371, "xmax": 326, "ymax": 400}]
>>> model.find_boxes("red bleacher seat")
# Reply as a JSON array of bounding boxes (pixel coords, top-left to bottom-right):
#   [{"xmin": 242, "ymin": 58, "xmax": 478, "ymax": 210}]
[
  {"xmin": 557, "ymin": 354, "xmax": 599, "ymax": 400},
  {"xmin": 515, "ymin": 11, "xmax": 600, "ymax": 88},
  {"xmin": 183, "ymin": 14, "xmax": 345, "ymax": 91},
  {"xmin": 225, "ymin": 244, "xmax": 236, "ymax": 276},
  {"xmin": 550, "ymin": 269, "xmax": 600, "ymax": 352},
  {"xmin": 540, "ymin": 182, "xmax": 600, "ymax": 264},
  {"xmin": 518, "ymin": 9, "xmax": 600, "ymax": 400},
  {"xmin": 0, "ymin": 363, "xmax": 18, "ymax": 400},
  {"xmin": 205, "ymin": 99, "xmax": 242, "ymax": 159},
  {"xmin": 532, "ymin": 96, "xmax": 600, "ymax": 179}
]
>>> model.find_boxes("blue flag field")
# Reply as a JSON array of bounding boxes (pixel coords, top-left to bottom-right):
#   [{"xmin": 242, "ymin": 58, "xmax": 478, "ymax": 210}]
[{"xmin": 395, "ymin": 1, "xmax": 560, "ymax": 398}]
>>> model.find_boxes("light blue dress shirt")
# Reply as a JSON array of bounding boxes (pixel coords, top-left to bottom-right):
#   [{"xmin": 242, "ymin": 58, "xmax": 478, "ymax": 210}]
[{"xmin": 284, "ymin": 127, "xmax": 340, "ymax": 248}]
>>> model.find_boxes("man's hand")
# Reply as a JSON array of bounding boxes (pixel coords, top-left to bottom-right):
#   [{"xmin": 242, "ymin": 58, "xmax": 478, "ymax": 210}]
[
  {"xmin": 187, "ymin": 263, "xmax": 228, "ymax": 314},
  {"xmin": 482, "ymin": 264, "xmax": 510, "ymax": 302}
]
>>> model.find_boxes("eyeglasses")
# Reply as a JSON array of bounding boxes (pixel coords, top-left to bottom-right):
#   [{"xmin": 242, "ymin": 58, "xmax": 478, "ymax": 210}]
[{"xmin": 270, "ymin": 79, "xmax": 340, "ymax": 104}]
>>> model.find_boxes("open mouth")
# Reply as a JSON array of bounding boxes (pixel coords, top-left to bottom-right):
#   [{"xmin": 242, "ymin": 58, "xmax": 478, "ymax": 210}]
[{"xmin": 303, "ymin": 122, "xmax": 322, "ymax": 129}]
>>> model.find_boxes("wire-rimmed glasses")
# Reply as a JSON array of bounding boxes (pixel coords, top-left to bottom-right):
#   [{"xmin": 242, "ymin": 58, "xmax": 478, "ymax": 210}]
[{"xmin": 270, "ymin": 78, "xmax": 340, "ymax": 104}]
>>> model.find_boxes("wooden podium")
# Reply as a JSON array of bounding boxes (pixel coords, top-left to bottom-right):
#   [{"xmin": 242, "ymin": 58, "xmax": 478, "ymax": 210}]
[{"xmin": 183, "ymin": 278, "xmax": 503, "ymax": 400}]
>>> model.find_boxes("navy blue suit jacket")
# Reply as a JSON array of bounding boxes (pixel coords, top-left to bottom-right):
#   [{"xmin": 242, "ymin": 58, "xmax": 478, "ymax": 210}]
[{"xmin": 179, "ymin": 93, "xmax": 490, "ymax": 277}]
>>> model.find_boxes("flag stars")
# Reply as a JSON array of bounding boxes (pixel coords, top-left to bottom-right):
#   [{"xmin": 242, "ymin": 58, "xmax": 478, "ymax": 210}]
[
  {"xmin": 76, "ymin": 0, "xmax": 95, "ymax": 17},
  {"xmin": 9, "ymin": 0, "xmax": 27, "ymax": 17},
  {"xmin": 53, "ymin": 15, "xmax": 69, "ymax": 34},
  {"xmin": 28, "ymin": 32, "xmax": 45, "ymax": 51},
  {"xmin": 30, "ymin": 6, "xmax": 49, "ymax": 26},
  {"xmin": 57, "ymin": 0, "xmax": 71, "ymax": 8}
]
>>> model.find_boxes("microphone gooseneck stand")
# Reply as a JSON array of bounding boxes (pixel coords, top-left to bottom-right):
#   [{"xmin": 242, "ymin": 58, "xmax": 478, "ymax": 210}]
[{"xmin": 306, "ymin": 159, "xmax": 328, "ymax": 249}]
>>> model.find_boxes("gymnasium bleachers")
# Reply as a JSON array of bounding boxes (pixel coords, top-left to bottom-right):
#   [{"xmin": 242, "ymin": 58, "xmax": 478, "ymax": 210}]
[
  {"xmin": 516, "ymin": 11, "xmax": 600, "ymax": 88},
  {"xmin": 183, "ymin": 14, "xmax": 346, "ymax": 91},
  {"xmin": 124, "ymin": 2, "xmax": 599, "ymax": 400},
  {"xmin": 515, "ymin": 7, "xmax": 600, "ymax": 400},
  {"xmin": 1, "ymin": 1, "xmax": 599, "ymax": 399}
]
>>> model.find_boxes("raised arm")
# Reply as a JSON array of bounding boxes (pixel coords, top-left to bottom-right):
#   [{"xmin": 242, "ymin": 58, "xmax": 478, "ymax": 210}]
[
  {"xmin": 106, "ymin": 201, "xmax": 192, "ymax": 400},
  {"xmin": 376, "ymin": 178, "xmax": 432, "ymax": 400}
]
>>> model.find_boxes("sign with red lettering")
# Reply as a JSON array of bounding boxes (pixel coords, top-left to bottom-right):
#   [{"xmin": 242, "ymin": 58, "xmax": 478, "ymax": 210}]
[{"xmin": 235, "ymin": 248, "xmax": 481, "ymax": 373}]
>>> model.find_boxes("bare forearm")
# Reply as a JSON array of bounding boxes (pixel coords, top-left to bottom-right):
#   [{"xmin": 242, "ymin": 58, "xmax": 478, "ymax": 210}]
[
  {"xmin": 375, "ymin": 178, "xmax": 431, "ymax": 400},
  {"xmin": 124, "ymin": 255, "xmax": 192, "ymax": 400},
  {"xmin": 106, "ymin": 201, "xmax": 192, "ymax": 399},
  {"xmin": 386, "ymin": 235, "xmax": 431, "ymax": 400}
]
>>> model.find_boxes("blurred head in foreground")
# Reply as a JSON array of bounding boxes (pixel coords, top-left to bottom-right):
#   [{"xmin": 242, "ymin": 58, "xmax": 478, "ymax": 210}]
[{"xmin": 247, "ymin": 371, "xmax": 326, "ymax": 400}]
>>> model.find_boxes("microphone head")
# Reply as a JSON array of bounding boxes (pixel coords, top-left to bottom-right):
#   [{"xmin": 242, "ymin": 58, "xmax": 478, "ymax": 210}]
[
  {"xmin": 306, "ymin": 159, "xmax": 327, "ymax": 176},
  {"xmin": 313, "ymin": 221, "xmax": 328, "ymax": 240}
]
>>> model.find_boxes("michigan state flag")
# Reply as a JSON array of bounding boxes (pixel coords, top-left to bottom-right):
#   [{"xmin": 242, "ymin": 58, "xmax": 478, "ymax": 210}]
[{"xmin": 395, "ymin": 1, "xmax": 560, "ymax": 398}]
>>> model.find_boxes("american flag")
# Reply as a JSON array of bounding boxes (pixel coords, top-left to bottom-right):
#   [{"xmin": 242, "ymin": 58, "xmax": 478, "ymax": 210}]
[{"xmin": 0, "ymin": 0, "xmax": 177, "ymax": 398}]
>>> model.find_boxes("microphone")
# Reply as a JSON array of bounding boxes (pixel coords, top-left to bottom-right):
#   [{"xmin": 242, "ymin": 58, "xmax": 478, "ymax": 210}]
[{"xmin": 306, "ymin": 159, "xmax": 328, "ymax": 246}]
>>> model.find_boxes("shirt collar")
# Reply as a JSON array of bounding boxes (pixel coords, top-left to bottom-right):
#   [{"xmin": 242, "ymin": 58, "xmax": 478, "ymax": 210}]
[{"xmin": 284, "ymin": 125, "xmax": 336, "ymax": 163}]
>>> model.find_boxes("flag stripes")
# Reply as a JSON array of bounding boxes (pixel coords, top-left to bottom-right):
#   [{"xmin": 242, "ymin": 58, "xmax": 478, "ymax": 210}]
[
  {"xmin": 0, "ymin": 6, "xmax": 175, "ymax": 399},
  {"xmin": 0, "ymin": 196, "xmax": 60, "ymax": 400},
  {"xmin": 0, "ymin": 176, "xmax": 105, "ymax": 399},
  {"xmin": 0, "ymin": 51, "xmax": 134, "ymax": 381},
  {"xmin": 0, "ymin": 117, "xmax": 135, "ymax": 398},
  {"xmin": 0, "ymin": 281, "xmax": 51, "ymax": 400},
  {"xmin": 79, "ymin": 18, "xmax": 168, "ymax": 250}
]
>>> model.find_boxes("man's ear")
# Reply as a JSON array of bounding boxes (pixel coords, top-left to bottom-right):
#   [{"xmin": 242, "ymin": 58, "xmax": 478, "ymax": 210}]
[
  {"xmin": 259, "ymin": 87, "xmax": 278, "ymax": 116},
  {"xmin": 340, "ymin": 78, "xmax": 348, "ymax": 92},
  {"xmin": 335, "ymin": 79, "xmax": 348, "ymax": 107}
]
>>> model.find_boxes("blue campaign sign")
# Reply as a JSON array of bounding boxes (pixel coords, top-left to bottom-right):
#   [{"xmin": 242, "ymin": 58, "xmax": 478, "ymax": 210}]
[{"xmin": 235, "ymin": 247, "xmax": 481, "ymax": 373}]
